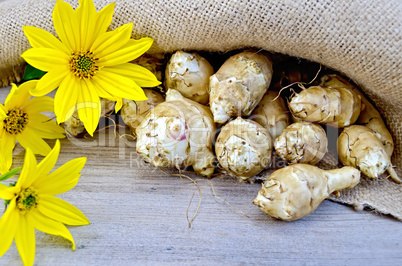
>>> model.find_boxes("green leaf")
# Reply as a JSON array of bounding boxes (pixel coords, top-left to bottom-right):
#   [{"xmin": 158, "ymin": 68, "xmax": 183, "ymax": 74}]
[
  {"xmin": 0, "ymin": 167, "xmax": 22, "ymax": 182},
  {"xmin": 22, "ymin": 64, "xmax": 46, "ymax": 81}
]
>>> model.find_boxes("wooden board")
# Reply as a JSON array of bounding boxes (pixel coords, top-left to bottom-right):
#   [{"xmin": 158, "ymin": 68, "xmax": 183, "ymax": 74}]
[{"xmin": 1, "ymin": 86, "xmax": 402, "ymax": 265}]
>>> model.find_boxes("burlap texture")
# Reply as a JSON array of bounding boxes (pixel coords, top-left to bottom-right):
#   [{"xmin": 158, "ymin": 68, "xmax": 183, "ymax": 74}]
[{"xmin": 0, "ymin": 0, "xmax": 401, "ymax": 219}]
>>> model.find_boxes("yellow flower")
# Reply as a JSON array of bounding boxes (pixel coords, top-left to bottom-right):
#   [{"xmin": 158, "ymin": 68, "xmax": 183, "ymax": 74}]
[
  {"xmin": 0, "ymin": 140, "xmax": 89, "ymax": 266},
  {"xmin": 0, "ymin": 80, "xmax": 65, "ymax": 174},
  {"xmin": 21, "ymin": 0, "xmax": 161, "ymax": 136}
]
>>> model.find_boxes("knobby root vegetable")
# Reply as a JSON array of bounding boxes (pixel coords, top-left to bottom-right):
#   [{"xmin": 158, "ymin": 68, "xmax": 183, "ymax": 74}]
[
  {"xmin": 121, "ymin": 89, "xmax": 165, "ymax": 134},
  {"xmin": 321, "ymin": 74, "xmax": 394, "ymax": 157},
  {"xmin": 64, "ymin": 98, "xmax": 115, "ymax": 137},
  {"xmin": 64, "ymin": 109, "xmax": 85, "ymax": 137},
  {"xmin": 274, "ymin": 122, "xmax": 328, "ymax": 165},
  {"xmin": 136, "ymin": 89, "xmax": 216, "ymax": 177},
  {"xmin": 288, "ymin": 85, "xmax": 362, "ymax": 128},
  {"xmin": 251, "ymin": 90, "xmax": 290, "ymax": 139},
  {"xmin": 165, "ymin": 51, "xmax": 214, "ymax": 105},
  {"xmin": 209, "ymin": 51, "xmax": 273, "ymax": 123},
  {"xmin": 337, "ymin": 125, "xmax": 400, "ymax": 183},
  {"xmin": 215, "ymin": 117, "xmax": 273, "ymax": 180},
  {"xmin": 253, "ymin": 164, "xmax": 361, "ymax": 221}
]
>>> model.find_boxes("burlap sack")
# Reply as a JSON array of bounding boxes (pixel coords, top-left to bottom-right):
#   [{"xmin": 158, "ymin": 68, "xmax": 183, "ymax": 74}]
[{"xmin": 0, "ymin": 0, "xmax": 401, "ymax": 219}]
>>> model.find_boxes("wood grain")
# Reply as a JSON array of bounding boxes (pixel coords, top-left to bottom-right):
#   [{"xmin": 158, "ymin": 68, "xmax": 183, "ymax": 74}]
[{"xmin": 1, "ymin": 86, "xmax": 402, "ymax": 265}]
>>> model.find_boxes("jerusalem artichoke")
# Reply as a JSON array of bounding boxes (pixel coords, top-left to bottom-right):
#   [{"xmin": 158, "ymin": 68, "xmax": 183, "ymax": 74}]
[
  {"xmin": 165, "ymin": 51, "xmax": 214, "ymax": 105},
  {"xmin": 274, "ymin": 122, "xmax": 328, "ymax": 165},
  {"xmin": 253, "ymin": 164, "xmax": 360, "ymax": 221},
  {"xmin": 215, "ymin": 117, "xmax": 273, "ymax": 180},
  {"xmin": 121, "ymin": 89, "xmax": 164, "ymax": 134},
  {"xmin": 136, "ymin": 89, "xmax": 216, "ymax": 177},
  {"xmin": 321, "ymin": 74, "xmax": 394, "ymax": 157},
  {"xmin": 288, "ymin": 85, "xmax": 362, "ymax": 128},
  {"xmin": 251, "ymin": 90, "xmax": 290, "ymax": 139},
  {"xmin": 337, "ymin": 125, "xmax": 400, "ymax": 183},
  {"xmin": 209, "ymin": 51, "xmax": 273, "ymax": 123}
]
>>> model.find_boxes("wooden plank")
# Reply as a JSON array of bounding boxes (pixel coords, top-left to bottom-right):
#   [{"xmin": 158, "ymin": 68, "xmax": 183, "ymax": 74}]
[{"xmin": 1, "ymin": 86, "xmax": 402, "ymax": 265}]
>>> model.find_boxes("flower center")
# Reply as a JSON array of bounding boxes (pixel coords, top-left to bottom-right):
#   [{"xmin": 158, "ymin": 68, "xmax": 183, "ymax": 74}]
[
  {"xmin": 70, "ymin": 51, "xmax": 99, "ymax": 79},
  {"xmin": 3, "ymin": 108, "xmax": 29, "ymax": 134},
  {"xmin": 16, "ymin": 188, "xmax": 38, "ymax": 213}
]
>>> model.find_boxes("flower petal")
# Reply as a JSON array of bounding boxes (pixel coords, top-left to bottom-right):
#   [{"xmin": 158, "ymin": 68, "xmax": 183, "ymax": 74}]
[
  {"xmin": 0, "ymin": 133, "xmax": 16, "ymax": 175},
  {"xmin": 17, "ymin": 127, "xmax": 52, "ymax": 156},
  {"xmin": 75, "ymin": 0, "xmax": 96, "ymax": 51},
  {"xmin": 28, "ymin": 114, "xmax": 65, "ymax": 139},
  {"xmin": 0, "ymin": 183, "xmax": 19, "ymax": 199},
  {"xmin": 54, "ymin": 74, "xmax": 79, "ymax": 124},
  {"xmin": 0, "ymin": 199, "xmax": 19, "ymax": 258},
  {"xmin": 37, "ymin": 195, "xmax": 90, "ymax": 226},
  {"xmin": 115, "ymin": 98, "xmax": 123, "ymax": 112},
  {"xmin": 32, "ymin": 140, "xmax": 60, "ymax": 185},
  {"xmin": 103, "ymin": 63, "xmax": 161, "ymax": 88},
  {"xmin": 15, "ymin": 214, "xmax": 36, "ymax": 266},
  {"xmin": 94, "ymin": 70, "xmax": 147, "ymax": 101},
  {"xmin": 76, "ymin": 80, "xmax": 100, "ymax": 136},
  {"xmin": 90, "ymin": 80, "xmax": 118, "ymax": 101},
  {"xmin": 4, "ymin": 84, "xmax": 20, "ymax": 108},
  {"xmin": 29, "ymin": 209, "xmax": 75, "ymax": 250},
  {"xmin": 53, "ymin": 0, "xmax": 79, "ymax": 51},
  {"xmin": 21, "ymin": 48, "xmax": 70, "ymax": 72},
  {"xmin": 23, "ymin": 96, "xmax": 54, "ymax": 114},
  {"xmin": 5, "ymin": 81, "xmax": 37, "ymax": 109},
  {"xmin": 31, "ymin": 66, "xmax": 70, "ymax": 97},
  {"xmin": 0, "ymin": 153, "xmax": 11, "ymax": 175},
  {"xmin": 98, "ymin": 37, "xmax": 153, "ymax": 66},
  {"xmin": 93, "ymin": 2, "xmax": 115, "ymax": 40},
  {"xmin": 35, "ymin": 157, "xmax": 86, "ymax": 196},
  {"xmin": 0, "ymin": 105, "xmax": 6, "ymax": 120},
  {"xmin": 91, "ymin": 23, "xmax": 133, "ymax": 59},
  {"xmin": 23, "ymin": 25, "xmax": 69, "ymax": 54},
  {"xmin": 16, "ymin": 147, "xmax": 38, "ymax": 188}
]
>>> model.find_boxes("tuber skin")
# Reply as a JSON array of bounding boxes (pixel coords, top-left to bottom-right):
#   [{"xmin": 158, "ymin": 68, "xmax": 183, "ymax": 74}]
[
  {"xmin": 64, "ymin": 109, "xmax": 85, "ymax": 137},
  {"xmin": 321, "ymin": 74, "xmax": 394, "ymax": 157},
  {"xmin": 251, "ymin": 90, "xmax": 290, "ymax": 139},
  {"xmin": 215, "ymin": 117, "xmax": 273, "ymax": 180},
  {"xmin": 165, "ymin": 51, "xmax": 214, "ymax": 105},
  {"xmin": 209, "ymin": 51, "xmax": 273, "ymax": 124},
  {"xmin": 253, "ymin": 164, "xmax": 361, "ymax": 221},
  {"xmin": 288, "ymin": 85, "xmax": 362, "ymax": 128},
  {"xmin": 274, "ymin": 122, "xmax": 328, "ymax": 165},
  {"xmin": 121, "ymin": 89, "xmax": 164, "ymax": 135},
  {"xmin": 136, "ymin": 89, "xmax": 216, "ymax": 177},
  {"xmin": 337, "ymin": 125, "xmax": 400, "ymax": 183}
]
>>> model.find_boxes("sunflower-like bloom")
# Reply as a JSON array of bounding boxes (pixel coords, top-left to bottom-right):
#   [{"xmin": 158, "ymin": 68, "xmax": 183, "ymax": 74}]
[
  {"xmin": 0, "ymin": 80, "xmax": 65, "ymax": 174},
  {"xmin": 21, "ymin": 0, "xmax": 161, "ymax": 135},
  {"xmin": 0, "ymin": 140, "xmax": 89, "ymax": 265}
]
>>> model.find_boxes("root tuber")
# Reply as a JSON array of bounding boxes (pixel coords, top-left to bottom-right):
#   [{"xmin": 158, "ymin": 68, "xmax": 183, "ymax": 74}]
[
  {"xmin": 121, "ymin": 89, "xmax": 164, "ymax": 135},
  {"xmin": 215, "ymin": 117, "xmax": 273, "ymax": 180},
  {"xmin": 136, "ymin": 89, "xmax": 216, "ymax": 177},
  {"xmin": 253, "ymin": 164, "xmax": 360, "ymax": 221},
  {"xmin": 337, "ymin": 125, "xmax": 400, "ymax": 183},
  {"xmin": 321, "ymin": 74, "xmax": 394, "ymax": 157},
  {"xmin": 288, "ymin": 85, "xmax": 362, "ymax": 128},
  {"xmin": 165, "ymin": 51, "xmax": 214, "ymax": 105},
  {"xmin": 274, "ymin": 122, "xmax": 328, "ymax": 165},
  {"xmin": 209, "ymin": 51, "xmax": 273, "ymax": 123},
  {"xmin": 251, "ymin": 90, "xmax": 290, "ymax": 139}
]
